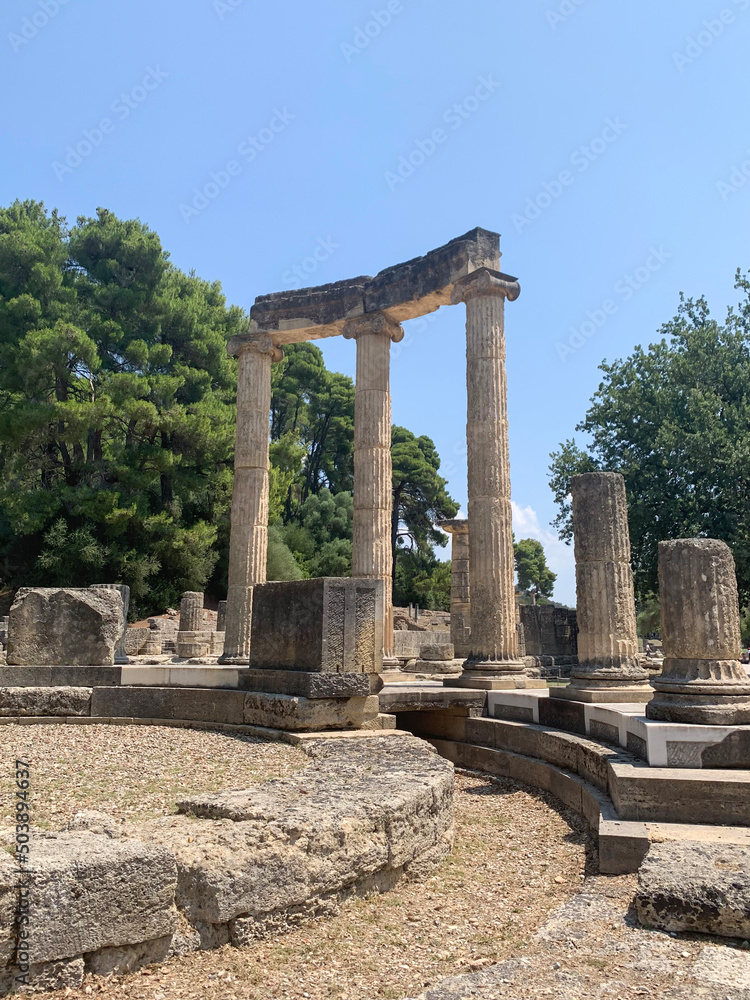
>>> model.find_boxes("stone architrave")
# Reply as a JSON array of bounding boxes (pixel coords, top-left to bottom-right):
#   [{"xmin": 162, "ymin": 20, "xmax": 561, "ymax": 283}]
[
  {"xmin": 179, "ymin": 592, "xmax": 204, "ymax": 632},
  {"xmin": 90, "ymin": 585, "xmax": 130, "ymax": 664},
  {"xmin": 7, "ymin": 588, "xmax": 123, "ymax": 667},
  {"xmin": 554, "ymin": 472, "xmax": 652, "ymax": 703},
  {"xmin": 647, "ymin": 539, "xmax": 750, "ymax": 725},
  {"xmin": 343, "ymin": 314, "xmax": 404, "ymax": 663},
  {"xmin": 220, "ymin": 334, "xmax": 284, "ymax": 665},
  {"xmin": 448, "ymin": 269, "xmax": 534, "ymax": 690},
  {"xmin": 437, "ymin": 520, "xmax": 471, "ymax": 658}
]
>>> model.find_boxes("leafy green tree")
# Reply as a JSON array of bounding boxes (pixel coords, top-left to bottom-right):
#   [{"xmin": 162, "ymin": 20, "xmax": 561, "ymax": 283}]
[
  {"xmin": 281, "ymin": 488, "xmax": 353, "ymax": 578},
  {"xmin": 393, "ymin": 550, "xmax": 451, "ymax": 611},
  {"xmin": 391, "ymin": 426, "xmax": 458, "ymax": 588},
  {"xmin": 270, "ymin": 343, "xmax": 354, "ymax": 514},
  {"xmin": 514, "ymin": 538, "xmax": 556, "ymax": 604},
  {"xmin": 636, "ymin": 594, "xmax": 661, "ymax": 638},
  {"xmin": 266, "ymin": 525, "xmax": 304, "ymax": 581},
  {"xmin": 550, "ymin": 272, "xmax": 750, "ymax": 602},
  {"xmin": 0, "ymin": 201, "xmax": 244, "ymax": 617}
]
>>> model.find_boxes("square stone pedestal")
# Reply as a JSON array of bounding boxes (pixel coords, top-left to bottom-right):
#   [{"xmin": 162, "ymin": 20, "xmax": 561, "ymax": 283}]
[{"xmin": 243, "ymin": 577, "xmax": 385, "ymax": 732}]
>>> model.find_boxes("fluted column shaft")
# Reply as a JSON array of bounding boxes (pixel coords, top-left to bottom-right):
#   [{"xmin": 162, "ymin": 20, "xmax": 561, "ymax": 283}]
[
  {"xmin": 648, "ymin": 539, "xmax": 750, "ymax": 724},
  {"xmin": 572, "ymin": 473, "xmax": 642, "ymax": 673},
  {"xmin": 438, "ymin": 520, "xmax": 471, "ymax": 658},
  {"xmin": 344, "ymin": 314, "xmax": 404, "ymax": 660},
  {"xmin": 552, "ymin": 471, "xmax": 652, "ymax": 702},
  {"xmin": 179, "ymin": 591, "xmax": 204, "ymax": 633},
  {"xmin": 453, "ymin": 270, "xmax": 522, "ymax": 672},
  {"xmin": 222, "ymin": 335, "xmax": 283, "ymax": 664}
]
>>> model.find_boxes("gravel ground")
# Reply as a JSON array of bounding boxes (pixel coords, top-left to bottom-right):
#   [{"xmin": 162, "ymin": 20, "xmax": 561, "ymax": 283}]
[
  {"xmin": 0, "ymin": 723, "xmax": 305, "ymax": 828},
  {"xmin": 46, "ymin": 769, "xmax": 592, "ymax": 1000}
]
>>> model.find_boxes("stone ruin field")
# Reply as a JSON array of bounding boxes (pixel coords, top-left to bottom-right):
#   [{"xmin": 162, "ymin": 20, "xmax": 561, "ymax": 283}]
[{"xmin": 1, "ymin": 231, "xmax": 750, "ymax": 998}]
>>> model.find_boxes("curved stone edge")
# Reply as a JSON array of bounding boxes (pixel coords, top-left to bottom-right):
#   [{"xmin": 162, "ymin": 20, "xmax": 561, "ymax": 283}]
[{"xmin": 0, "ymin": 734, "xmax": 454, "ymax": 994}]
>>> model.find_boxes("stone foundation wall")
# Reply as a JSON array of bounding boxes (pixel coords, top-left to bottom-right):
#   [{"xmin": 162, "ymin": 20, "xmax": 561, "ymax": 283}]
[
  {"xmin": 520, "ymin": 606, "xmax": 578, "ymax": 658},
  {"xmin": 0, "ymin": 734, "xmax": 453, "ymax": 994}
]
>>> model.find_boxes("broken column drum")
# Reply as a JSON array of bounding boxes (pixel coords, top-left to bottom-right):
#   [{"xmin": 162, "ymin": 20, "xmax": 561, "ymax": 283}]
[
  {"xmin": 554, "ymin": 471, "xmax": 652, "ymax": 704},
  {"xmin": 648, "ymin": 538, "xmax": 750, "ymax": 725}
]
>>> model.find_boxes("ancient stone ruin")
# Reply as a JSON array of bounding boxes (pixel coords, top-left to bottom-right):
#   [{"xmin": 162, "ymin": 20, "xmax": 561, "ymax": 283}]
[{"xmin": 2, "ymin": 228, "xmax": 750, "ymax": 994}]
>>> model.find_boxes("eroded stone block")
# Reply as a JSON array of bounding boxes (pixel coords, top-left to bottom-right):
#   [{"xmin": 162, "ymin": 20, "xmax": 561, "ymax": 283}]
[{"xmin": 8, "ymin": 589, "xmax": 123, "ymax": 667}]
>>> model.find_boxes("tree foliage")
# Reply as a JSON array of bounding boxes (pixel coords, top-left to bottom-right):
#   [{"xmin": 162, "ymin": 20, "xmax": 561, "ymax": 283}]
[
  {"xmin": 393, "ymin": 550, "xmax": 451, "ymax": 611},
  {"xmin": 391, "ymin": 426, "xmax": 458, "ymax": 585},
  {"xmin": 0, "ymin": 201, "xmax": 244, "ymax": 617},
  {"xmin": 514, "ymin": 538, "xmax": 556, "ymax": 603},
  {"xmin": 550, "ymin": 273, "xmax": 750, "ymax": 602}
]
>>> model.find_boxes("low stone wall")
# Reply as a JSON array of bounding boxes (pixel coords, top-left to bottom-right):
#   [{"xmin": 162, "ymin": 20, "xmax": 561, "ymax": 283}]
[
  {"xmin": 1, "ymin": 734, "xmax": 453, "ymax": 993},
  {"xmin": 394, "ymin": 630, "xmax": 452, "ymax": 659}
]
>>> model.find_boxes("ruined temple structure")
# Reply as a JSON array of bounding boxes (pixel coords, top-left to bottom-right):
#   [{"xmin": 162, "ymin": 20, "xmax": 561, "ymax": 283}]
[{"xmin": 221, "ymin": 228, "xmax": 541, "ymax": 690}]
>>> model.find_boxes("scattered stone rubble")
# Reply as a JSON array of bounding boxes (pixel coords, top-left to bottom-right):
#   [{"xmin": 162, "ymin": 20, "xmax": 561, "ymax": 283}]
[{"xmin": 1, "ymin": 734, "xmax": 453, "ymax": 994}]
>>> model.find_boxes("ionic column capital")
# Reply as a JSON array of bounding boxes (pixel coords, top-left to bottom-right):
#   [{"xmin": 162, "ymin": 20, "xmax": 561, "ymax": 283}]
[
  {"xmin": 227, "ymin": 331, "xmax": 285, "ymax": 363},
  {"xmin": 451, "ymin": 267, "xmax": 521, "ymax": 306},
  {"xmin": 343, "ymin": 313, "xmax": 405, "ymax": 343}
]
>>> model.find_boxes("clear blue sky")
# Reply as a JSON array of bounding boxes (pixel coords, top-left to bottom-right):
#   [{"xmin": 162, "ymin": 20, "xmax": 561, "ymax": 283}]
[{"xmin": 3, "ymin": 0, "xmax": 750, "ymax": 604}]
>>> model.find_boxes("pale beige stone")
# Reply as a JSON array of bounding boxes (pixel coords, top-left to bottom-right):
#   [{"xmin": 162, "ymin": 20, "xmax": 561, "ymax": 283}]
[
  {"xmin": 555, "ymin": 472, "xmax": 651, "ymax": 704},
  {"xmin": 648, "ymin": 539, "xmax": 750, "ymax": 724},
  {"xmin": 222, "ymin": 335, "xmax": 284, "ymax": 664},
  {"xmin": 449, "ymin": 273, "xmax": 524, "ymax": 684},
  {"xmin": 344, "ymin": 314, "xmax": 404, "ymax": 660}
]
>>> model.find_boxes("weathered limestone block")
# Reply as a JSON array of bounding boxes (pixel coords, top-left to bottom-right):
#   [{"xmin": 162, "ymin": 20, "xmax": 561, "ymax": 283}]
[
  {"xmin": 7, "ymin": 588, "xmax": 123, "ymax": 667},
  {"xmin": 0, "ymin": 686, "xmax": 91, "ymax": 717},
  {"xmin": 151, "ymin": 736, "xmax": 453, "ymax": 928},
  {"xmin": 0, "ymin": 855, "xmax": 16, "ymax": 969},
  {"xmin": 648, "ymin": 539, "xmax": 750, "ymax": 725},
  {"xmin": 243, "ymin": 692, "xmax": 380, "ymax": 732},
  {"xmin": 636, "ymin": 842, "xmax": 750, "ymax": 938},
  {"xmin": 250, "ymin": 578, "xmax": 384, "ymax": 675},
  {"xmin": 176, "ymin": 631, "xmax": 212, "ymax": 660},
  {"xmin": 124, "ymin": 627, "xmax": 150, "ymax": 656},
  {"xmin": 420, "ymin": 644, "xmax": 455, "ymax": 662},
  {"xmin": 554, "ymin": 472, "xmax": 651, "ymax": 704},
  {"xmin": 179, "ymin": 592, "xmax": 204, "ymax": 633},
  {"xmin": 24, "ymin": 831, "xmax": 178, "ymax": 965},
  {"xmin": 90, "ymin": 584, "xmax": 130, "ymax": 663}
]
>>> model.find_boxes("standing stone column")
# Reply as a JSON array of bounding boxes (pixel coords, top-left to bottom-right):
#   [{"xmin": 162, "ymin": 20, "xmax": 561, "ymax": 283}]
[
  {"xmin": 90, "ymin": 584, "xmax": 130, "ymax": 664},
  {"xmin": 438, "ymin": 519, "xmax": 471, "ymax": 659},
  {"xmin": 221, "ymin": 334, "xmax": 284, "ymax": 665},
  {"xmin": 216, "ymin": 600, "xmax": 228, "ymax": 633},
  {"xmin": 179, "ymin": 592, "xmax": 204, "ymax": 632},
  {"xmin": 554, "ymin": 472, "xmax": 652, "ymax": 703},
  {"xmin": 344, "ymin": 313, "xmax": 404, "ymax": 663},
  {"xmin": 450, "ymin": 269, "xmax": 529, "ymax": 689},
  {"xmin": 648, "ymin": 539, "xmax": 750, "ymax": 724}
]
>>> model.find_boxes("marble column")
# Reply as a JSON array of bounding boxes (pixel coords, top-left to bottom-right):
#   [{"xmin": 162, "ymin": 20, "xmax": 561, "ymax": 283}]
[
  {"xmin": 179, "ymin": 591, "xmax": 204, "ymax": 633},
  {"xmin": 450, "ymin": 269, "xmax": 530, "ymax": 690},
  {"xmin": 438, "ymin": 519, "xmax": 471, "ymax": 659},
  {"xmin": 648, "ymin": 539, "xmax": 750, "ymax": 725},
  {"xmin": 221, "ymin": 334, "xmax": 284, "ymax": 665},
  {"xmin": 344, "ymin": 313, "xmax": 404, "ymax": 662},
  {"xmin": 554, "ymin": 471, "xmax": 652, "ymax": 703}
]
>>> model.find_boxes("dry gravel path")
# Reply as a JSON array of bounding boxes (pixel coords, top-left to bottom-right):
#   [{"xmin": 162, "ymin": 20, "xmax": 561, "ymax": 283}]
[
  {"xmin": 0, "ymin": 723, "xmax": 305, "ymax": 829},
  {"xmin": 47, "ymin": 765, "xmax": 591, "ymax": 999}
]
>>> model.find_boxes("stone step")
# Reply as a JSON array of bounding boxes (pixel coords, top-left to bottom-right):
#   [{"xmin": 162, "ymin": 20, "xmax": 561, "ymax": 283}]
[{"xmin": 120, "ymin": 665, "xmax": 239, "ymax": 689}]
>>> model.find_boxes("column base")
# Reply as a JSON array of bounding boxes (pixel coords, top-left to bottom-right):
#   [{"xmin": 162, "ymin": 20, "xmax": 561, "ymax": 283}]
[
  {"xmin": 551, "ymin": 682, "xmax": 654, "ymax": 704},
  {"xmin": 218, "ymin": 654, "xmax": 250, "ymax": 667},
  {"xmin": 446, "ymin": 666, "xmax": 545, "ymax": 691},
  {"xmin": 381, "ymin": 657, "xmax": 401, "ymax": 672},
  {"xmin": 647, "ymin": 691, "xmax": 750, "ymax": 726}
]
